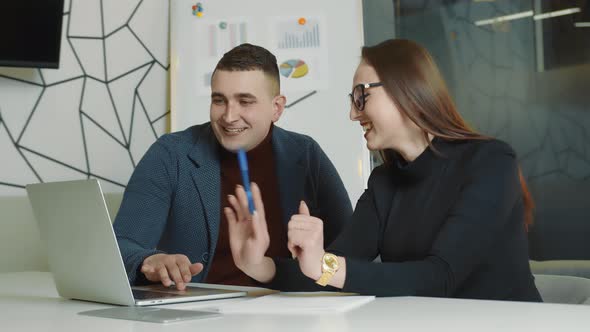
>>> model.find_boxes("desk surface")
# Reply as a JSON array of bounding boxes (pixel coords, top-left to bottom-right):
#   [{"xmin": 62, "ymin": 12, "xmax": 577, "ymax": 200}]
[{"xmin": 2, "ymin": 272, "xmax": 590, "ymax": 331}]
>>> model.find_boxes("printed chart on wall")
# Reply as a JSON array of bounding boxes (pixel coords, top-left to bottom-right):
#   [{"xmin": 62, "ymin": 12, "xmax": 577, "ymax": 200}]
[
  {"xmin": 271, "ymin": 17, "xmax": 329, "ymax": 93},
  {"xmin": 193, "ymin": 18, "xmax": 253, "ymax": 96},
  {"xmin": 190, "ymin": 16, "xmax": 328, "ymax": 97}
]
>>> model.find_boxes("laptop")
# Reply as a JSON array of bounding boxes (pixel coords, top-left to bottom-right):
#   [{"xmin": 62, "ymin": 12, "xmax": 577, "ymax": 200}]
[{"xmin": 26, "ymin": 179, "xmax": 247, "ymax": 306}]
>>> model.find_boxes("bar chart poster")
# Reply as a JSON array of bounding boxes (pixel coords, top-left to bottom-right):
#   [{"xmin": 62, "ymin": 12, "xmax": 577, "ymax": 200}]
[
  {"xmin": 207, "ymin": 21, "xmax": 249, "ymax": 57},
  {"xmin": 271, "ymin": 16, "xmax": 328, "ymax": 92},
  {"xmin": 191, "ymin": 18, "xmax": 253, "ymax": 95},
  {"xmin": 277, "ymin": 19, "xmax": 321, "ymax": 49}
]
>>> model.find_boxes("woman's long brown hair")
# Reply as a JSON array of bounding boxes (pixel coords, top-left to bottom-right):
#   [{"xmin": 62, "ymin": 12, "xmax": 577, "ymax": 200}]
[{"xmin": 362, "ymin": 39, "xmax": 534, "ymax": 228}]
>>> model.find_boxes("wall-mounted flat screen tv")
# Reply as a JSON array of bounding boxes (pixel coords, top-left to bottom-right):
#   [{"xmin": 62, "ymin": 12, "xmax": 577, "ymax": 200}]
[{"xmin": 0, "ymin": 0, "xmax": 65, "ymax": 68}]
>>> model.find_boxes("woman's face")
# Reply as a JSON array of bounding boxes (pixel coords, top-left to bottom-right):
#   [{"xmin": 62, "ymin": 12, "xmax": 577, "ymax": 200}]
[{"xmin": 349, "ymin": 61, "xmax": 412, "ymax": 152}]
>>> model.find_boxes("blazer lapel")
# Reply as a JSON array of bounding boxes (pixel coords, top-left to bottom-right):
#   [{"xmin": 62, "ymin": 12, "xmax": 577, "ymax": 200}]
[
  {"xmin": 272, "ymin": 127, "xmax": 306, "ymax": 225},
  {"xmin": 187, "ymin": 125, "xmax": 221, "ymax": 257}
]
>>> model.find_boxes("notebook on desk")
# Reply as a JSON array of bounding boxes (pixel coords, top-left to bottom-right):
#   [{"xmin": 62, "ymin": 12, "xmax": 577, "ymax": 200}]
[
  {"xmin": 26, "ymin": 179, "xmax": 246, "ymax": 306},
  {"xmin": 211, "ymin": 292, "xmax": 376, "ymax": 314}
]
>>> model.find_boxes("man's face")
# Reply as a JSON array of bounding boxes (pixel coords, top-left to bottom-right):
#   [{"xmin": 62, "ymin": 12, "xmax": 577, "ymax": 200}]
[{"xmin": 210, "ymin": 70, "xmax": 285, "ymax": 152}]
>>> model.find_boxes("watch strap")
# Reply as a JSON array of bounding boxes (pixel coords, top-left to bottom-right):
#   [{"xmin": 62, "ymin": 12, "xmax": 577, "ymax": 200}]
[{"xmin": 315, "ymin": 271, "xmax": 334, "ymax": 287}]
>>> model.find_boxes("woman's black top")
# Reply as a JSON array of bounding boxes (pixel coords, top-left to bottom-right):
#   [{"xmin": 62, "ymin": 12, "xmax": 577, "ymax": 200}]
[{"xmin": 269, "ymin": 138, "xmax": 542, "ymax": 302}]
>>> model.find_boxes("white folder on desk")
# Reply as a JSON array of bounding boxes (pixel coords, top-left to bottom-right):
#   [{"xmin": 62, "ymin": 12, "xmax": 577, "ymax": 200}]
[{"xmin": 212, "ymin": 293, "xmax": 375, "ymax": 314}]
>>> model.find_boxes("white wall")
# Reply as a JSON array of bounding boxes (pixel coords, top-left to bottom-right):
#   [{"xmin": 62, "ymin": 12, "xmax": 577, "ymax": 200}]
[{"xmin": 170, "ymin": 0, "xmax": 369, "ymax": 204}]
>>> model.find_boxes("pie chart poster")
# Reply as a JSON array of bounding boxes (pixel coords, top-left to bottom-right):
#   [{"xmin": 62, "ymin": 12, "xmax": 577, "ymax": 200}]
[{"xmin": 270, "ymin": 17, "xmax": 329, "ymax": 93}]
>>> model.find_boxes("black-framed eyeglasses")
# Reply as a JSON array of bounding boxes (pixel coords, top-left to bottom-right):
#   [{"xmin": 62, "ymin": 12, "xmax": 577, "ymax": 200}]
[{"xmin": 349, "ymin": 82, "xmax": 383, "ymax": 112}]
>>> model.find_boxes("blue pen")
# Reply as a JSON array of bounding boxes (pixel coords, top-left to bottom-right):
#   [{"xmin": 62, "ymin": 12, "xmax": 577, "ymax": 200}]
[{"xmin": 237, "ymin": 148, "xmax": 255, "ymax": 214}]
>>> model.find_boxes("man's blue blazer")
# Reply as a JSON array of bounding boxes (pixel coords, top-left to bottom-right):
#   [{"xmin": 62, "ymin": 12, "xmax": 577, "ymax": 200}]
[{"xmin": 114, "ymin": 123, "xmax": 353, "ymax": 284}]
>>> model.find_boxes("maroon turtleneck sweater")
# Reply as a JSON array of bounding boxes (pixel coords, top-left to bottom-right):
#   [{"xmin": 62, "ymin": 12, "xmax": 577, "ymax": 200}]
[{"xmin": 205, "ymin": 126, "xmax": 290, "ymax": 286}]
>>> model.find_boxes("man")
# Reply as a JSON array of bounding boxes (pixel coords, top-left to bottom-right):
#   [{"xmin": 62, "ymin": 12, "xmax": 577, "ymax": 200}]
[{"xmin": 114, "ymin": 43, "xmax": 352, "ymax": 290}]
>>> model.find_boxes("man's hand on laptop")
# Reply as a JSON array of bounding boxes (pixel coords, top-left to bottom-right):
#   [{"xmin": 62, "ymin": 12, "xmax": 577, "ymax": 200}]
[{"xmin": 141, "ymin": 254, "xmax": 204, "ymax": 291}]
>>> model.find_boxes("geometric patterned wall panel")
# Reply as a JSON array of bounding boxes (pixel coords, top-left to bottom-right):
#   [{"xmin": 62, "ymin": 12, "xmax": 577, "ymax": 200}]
[{"xmin": 0, "ymin": 0, "xmax": 170, "ymax": 195}]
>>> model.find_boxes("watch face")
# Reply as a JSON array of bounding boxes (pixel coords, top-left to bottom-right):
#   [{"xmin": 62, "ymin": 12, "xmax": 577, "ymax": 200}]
[
  {"xmin": 323, "ymin": 254, "xmax": 339, "ymax": 270},
  {"xmin": 325, "ymin": 255, "xmax": 337, "ymax": 267}
]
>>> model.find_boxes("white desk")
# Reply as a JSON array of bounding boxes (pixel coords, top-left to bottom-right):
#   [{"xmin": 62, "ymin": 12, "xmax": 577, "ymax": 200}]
[{"xmin": 2, "ymin": 272, "xmax": 590, "ymax": 331}]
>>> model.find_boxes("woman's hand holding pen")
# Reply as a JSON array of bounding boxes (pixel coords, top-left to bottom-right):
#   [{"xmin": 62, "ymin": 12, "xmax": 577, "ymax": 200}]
[
  {"xmin": 225, "ymin": 182, "xmax": 276, "ymax": 283},
  {"xmin": 287, "ymin": 201, "xmax": 325, "ymax": 281}
]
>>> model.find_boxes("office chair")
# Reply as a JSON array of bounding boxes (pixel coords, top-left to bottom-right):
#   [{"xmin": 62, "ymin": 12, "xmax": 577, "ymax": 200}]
[{"xmin": 534, "ymin": 274, "xmax": 590, "ymax": 305}]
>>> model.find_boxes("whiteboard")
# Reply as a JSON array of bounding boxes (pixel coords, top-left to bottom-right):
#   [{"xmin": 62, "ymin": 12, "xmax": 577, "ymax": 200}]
[{"xmin": 170, "ymin": 0, "xmax": 369, "ymax": 204}]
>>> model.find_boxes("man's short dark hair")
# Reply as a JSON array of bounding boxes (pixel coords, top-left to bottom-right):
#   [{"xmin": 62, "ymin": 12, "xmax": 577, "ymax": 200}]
[{"xmin": 213, "ymin": 43, "xmax": 280, "ymax": 96}]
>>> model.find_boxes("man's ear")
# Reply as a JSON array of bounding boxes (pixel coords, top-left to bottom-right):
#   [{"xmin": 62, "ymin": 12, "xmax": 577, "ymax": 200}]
[{"xmin": 272, "ymin": 95, "xmax": 287, "ymax": 122}]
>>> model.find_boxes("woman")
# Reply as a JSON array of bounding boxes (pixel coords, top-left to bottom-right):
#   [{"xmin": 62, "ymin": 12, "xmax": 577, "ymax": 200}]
[{"xmin": 224, "ymin": 39, "xmax": 542, "ymax": 301}]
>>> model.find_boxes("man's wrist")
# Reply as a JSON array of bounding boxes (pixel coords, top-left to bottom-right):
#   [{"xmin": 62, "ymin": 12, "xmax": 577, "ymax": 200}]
[{"xmin": 243, "ymin": 256, "xmax": 276, "ymax": 283}]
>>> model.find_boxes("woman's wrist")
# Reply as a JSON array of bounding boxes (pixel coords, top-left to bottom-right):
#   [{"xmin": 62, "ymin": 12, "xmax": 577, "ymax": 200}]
[
  {"xmin": 329, "ymin": 256, "xmax": 346, "ymax": 289},
  {"xmin": 242, "ymin": 256, "xmax": 276, "ymax": 284},
  {"xmin": 309, "ymin": 254, "xmax": 346, "ymax": 289},
  {"xmin": 305, "ymin": 251, "xmax": 325, "ymax": 281}
]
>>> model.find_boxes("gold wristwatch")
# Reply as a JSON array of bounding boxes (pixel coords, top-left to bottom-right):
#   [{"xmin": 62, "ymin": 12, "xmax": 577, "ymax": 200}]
[{"xmin": 315, "ymin": 253, "xmax": 339, "ymax": 286}]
